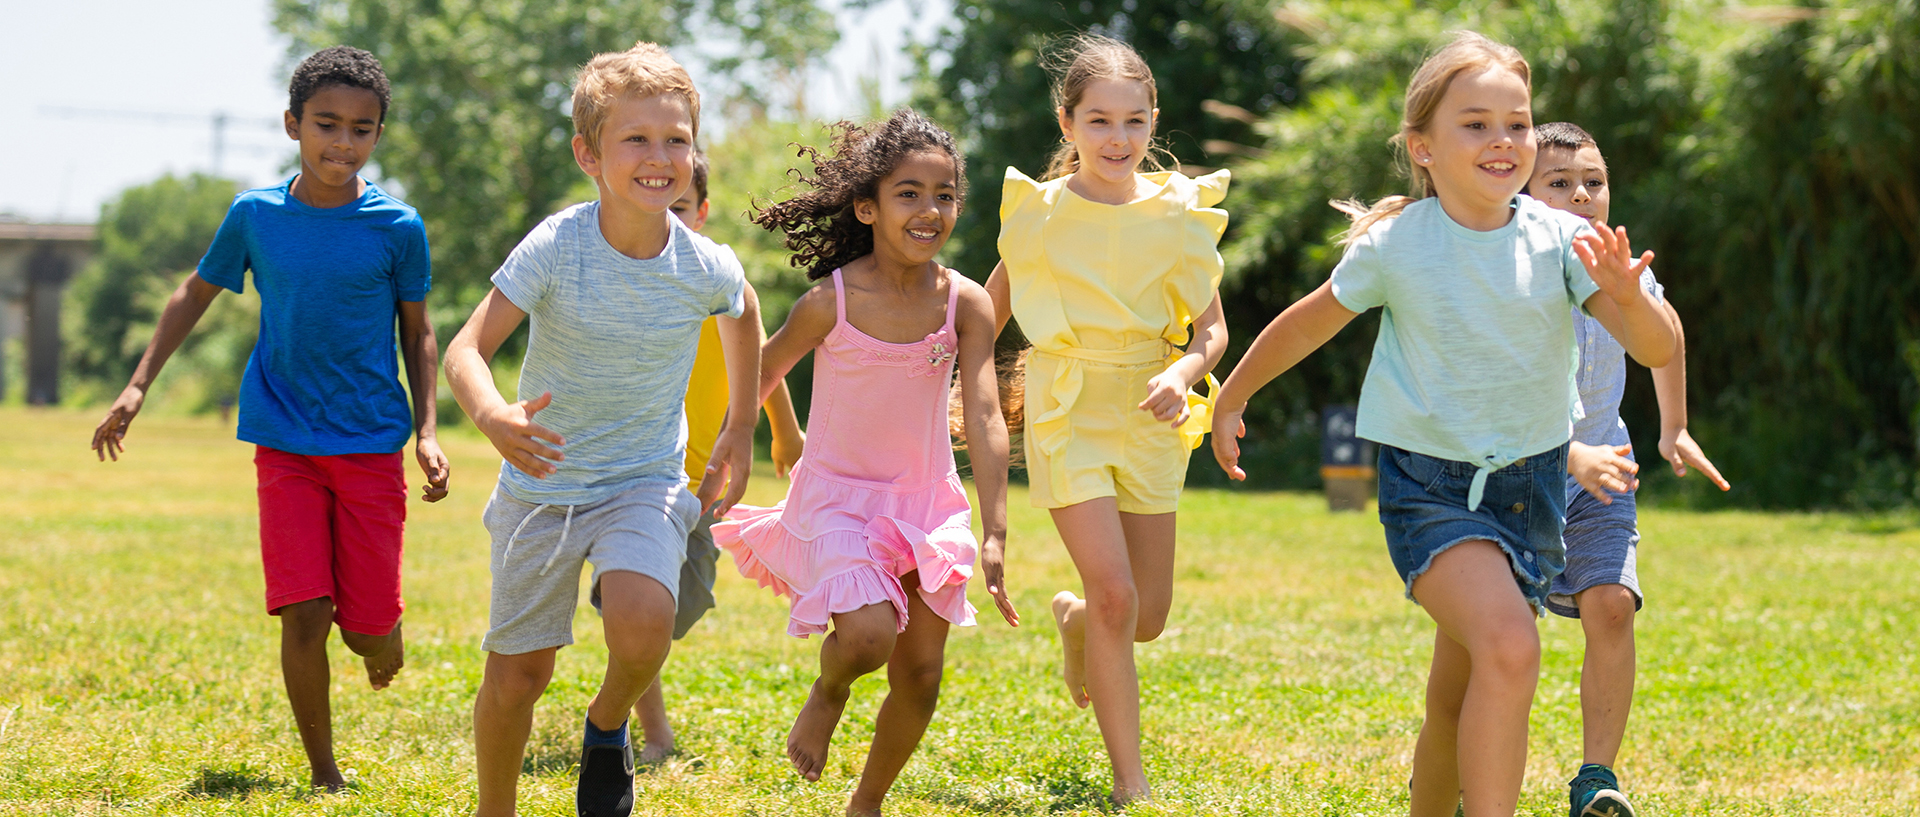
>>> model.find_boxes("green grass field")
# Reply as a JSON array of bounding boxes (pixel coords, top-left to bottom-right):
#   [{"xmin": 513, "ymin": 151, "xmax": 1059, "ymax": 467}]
[{"xmin": 1, "ymin": 408, "xmax": 1914, "ymax": 816}]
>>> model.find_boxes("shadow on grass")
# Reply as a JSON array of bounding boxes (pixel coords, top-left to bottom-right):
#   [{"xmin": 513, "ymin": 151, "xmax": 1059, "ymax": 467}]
[
  {"xmin": 186, "ymin": 764, "xmax": 285, "ymax": 798},
  {"xmin": 523, "ymin": 735, "xmax": 579, "ymax": 776},
  {"xmin": 908, "ymin": 764, "xmax": 1116, "ymax": 815}
]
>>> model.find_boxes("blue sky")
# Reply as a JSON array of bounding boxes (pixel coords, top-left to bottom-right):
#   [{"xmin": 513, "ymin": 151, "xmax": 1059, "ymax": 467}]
[{"xmin": 0, "ymin": 0, "xmax": 948, "ymax": 223}]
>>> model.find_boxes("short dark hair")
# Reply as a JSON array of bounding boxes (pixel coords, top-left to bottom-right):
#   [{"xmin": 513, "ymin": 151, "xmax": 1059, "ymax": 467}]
[
  {"xmin": 1535, "ymin": 121, "xmax": 1598, "ymax": 152},
  {"xmin": 690, "ymin": 149, "xmax": 710, "ymax": 205},
  {"xmin": 289, "ymin": 46, "xmax": 392, "ymax": 123}
]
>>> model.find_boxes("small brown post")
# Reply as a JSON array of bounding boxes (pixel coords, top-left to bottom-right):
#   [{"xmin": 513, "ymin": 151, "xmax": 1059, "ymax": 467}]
[{"xmin": 1320, "ymin": 405, "xmax": 1376, "ymax": 512}]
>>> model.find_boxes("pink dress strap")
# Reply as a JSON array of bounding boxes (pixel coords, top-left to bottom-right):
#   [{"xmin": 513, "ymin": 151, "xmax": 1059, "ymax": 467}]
[{"xmin": 830, "ymin": 267, "xmax": 849, "ymax": 327}]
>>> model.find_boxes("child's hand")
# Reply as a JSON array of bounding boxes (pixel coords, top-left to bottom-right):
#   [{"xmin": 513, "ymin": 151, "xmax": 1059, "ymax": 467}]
[
  {"xmin": 698, "ymin": 425, "xmax": 753, "ymax": 517},
  {"xmin": 91, "ymin": 385, "xmax": 148, "ymax": 462},
  {"xmin": 415, "ymin": 437, "xmax": 451, "ymax": 502},
  {"xmin": 1572, "ymin": 220, "xmax": 1655, "ymax": 306},
  {"xmin": 771, "ymin": 429, "xmax": 805, "ymax": 479},
  {"xmin": 981, "ymin": 534, "xmax": 1019, "ymax": 627},
  {"xmin": 1568, "ymin": 441, "xmax": 1638, "ymax": 504},
  {"xmin": 477, "ymin": 391, "xmax": 564, "ymax": 478},
  {"xmin": 1658, "ymin": 428, "xmax": 1730, "ymax": 491},
  {"xmin": 1139, "ymin": 370, "xmax": 1192, "ymax": 428},
  {"xmin": 1210, "ymin": 403, "xmax": 1249, "ymax": 481}
]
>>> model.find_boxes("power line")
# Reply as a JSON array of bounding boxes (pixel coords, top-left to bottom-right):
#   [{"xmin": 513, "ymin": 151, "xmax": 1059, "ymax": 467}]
[{"xmin": 38, "ymin": 105, "xmax": 284, "ymax": 175}]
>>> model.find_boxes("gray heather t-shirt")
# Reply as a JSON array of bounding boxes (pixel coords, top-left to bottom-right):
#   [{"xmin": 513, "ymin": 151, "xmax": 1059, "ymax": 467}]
[
  {"xmin": 1330, "ymin": 195, "xmax": 1601, "ymax": 510},
  {"xmin": 1571, "ymin": 268, "xmax": 1663, "ymax": 450},
  {"xmin": 492, "ymin": 202, "xmax": 746, "ymax": 506}
]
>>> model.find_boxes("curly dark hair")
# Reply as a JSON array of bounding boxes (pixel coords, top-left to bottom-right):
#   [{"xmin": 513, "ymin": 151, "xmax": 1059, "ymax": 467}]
[
  {"xmin": 289, "ymin": 46, "xmax": 392, "ymax": 123},
  {"xmin": 752, "ymin": 108, "xmax": 966, "ymax": 280}
]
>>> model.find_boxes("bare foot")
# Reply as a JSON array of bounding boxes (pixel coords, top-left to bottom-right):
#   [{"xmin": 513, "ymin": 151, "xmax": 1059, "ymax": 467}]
[
  {"xmin": 787, "ymin": 679, "xmax": 850, "ymax": 781},
  {"xmin": 310, "ymin": 769, "xmax": 349, "ymax": 792},
  {"xmin": 1052, "ymin": 591, "xmax": 1090, "ymax": 708},
  {"xmin": 845, "ymin": 804, "xmax": 883, "ymax": 817},
  {"xmin": 1111, "ymin": 785, "xmax": 1152, "ymax": 808},
  {"xmin": 363, "ymin": 621, "xmax": 404, "ymax": 690},
  {"xmin": 637, "ymin": 735, "xmax": 674, "ymax": 765}
]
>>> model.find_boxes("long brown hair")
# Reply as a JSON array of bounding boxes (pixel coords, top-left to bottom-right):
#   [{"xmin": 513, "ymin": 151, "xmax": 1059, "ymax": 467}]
[
  {"xmin": 1041, "ymin": 32, "xmax": 1171, "ymax": 181},
  {"xmin": 1332, "ymin": 31, "xmax": 1531, "ymax": 245}
]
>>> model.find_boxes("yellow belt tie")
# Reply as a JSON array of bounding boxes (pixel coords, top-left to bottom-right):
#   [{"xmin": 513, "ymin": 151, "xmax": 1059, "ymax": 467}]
[{"xmin": 1029, "ymin": 341, "xmax": 1219, "ymax": 499}]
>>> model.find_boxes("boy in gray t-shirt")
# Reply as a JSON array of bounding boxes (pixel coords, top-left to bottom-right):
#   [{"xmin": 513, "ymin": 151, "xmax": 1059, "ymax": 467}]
[
  {"xmin": 443, "ymin": 43, "xmax": 761, "ymax": 817},
  {"xmin": 1527, "ymin": 121, "xmax": 1730, "ymax": 817}
]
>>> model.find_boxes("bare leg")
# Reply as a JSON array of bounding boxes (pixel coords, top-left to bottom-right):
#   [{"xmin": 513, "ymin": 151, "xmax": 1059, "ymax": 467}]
[
  {"xmin": 1051, "ymin": 591, "xmax": 1090, "ymax": 708},
  {"xmin": 1575, "ymin": 584, "xmax": 1638, "ymax": 767},
  {"xmin": 848, "ymin": 581, "xmax": 952, "ymax": 815},
  {"xmin": 279, "ymin": 597, "xmax": 346, "ymax": 791},
  {"xmin": 1410, "ymin": 541, "xmax": 1542, "ymax": 817},
  {"xmin": 1050, "ymin": 497, "xmax": 1167, "ymax": 804},
  {"xmin": 634, "ymin": 677, "xmax": 674, "ymax": 763},
  {"xmin": 586, "ymin": 571, "xmax": 678, "ymax": 732},
  {"xmin": 789, "ymin": 602, "xmax": 898, "ymax": 781},
  {"xmin": 474, "ymin": 648, "xmax": 557, "ymax": 817},
  {"xmin": 1119, "ymin": 511, "xmax": 1178, "ymax": 642},
  {"xmin": 340, "ymin": 620, "xmax": 404, "ymax": 691},
  {"xmin": 1409, "ymin": 628, "xmax": 1470, "ymax": 817}
]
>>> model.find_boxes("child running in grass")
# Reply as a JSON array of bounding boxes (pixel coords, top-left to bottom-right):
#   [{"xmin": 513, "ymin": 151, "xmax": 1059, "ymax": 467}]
[
  {"xmin": 715, "ymin": 108, "xmax": 1015, "ymax": 816},
  {"xmin": 1524, "ymin": 121, "xmax": 1730, "ymax": 817},
  {"xmin": 982, "ymin": 32, "xmax": 1230, "ymax": 805},
  {"xmin": 90, "ymin": 46, "xmax": 445, "ymax": 792},
  {"xmin": 632, "ymin": 149, "xmax": 806, "ymax": 763},
  {"xmin": 1207, "ymin": 32, "xmax": 1678, "ymax": 817},
  {"xmin": 443, "ymin": 43, "xmax": 760, "ymax": 817}
]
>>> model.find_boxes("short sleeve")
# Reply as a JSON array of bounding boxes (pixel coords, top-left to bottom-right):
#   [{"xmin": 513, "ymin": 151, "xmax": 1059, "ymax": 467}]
[
  {"xmin": 393, "ymin": 216, "xmax": 431, "ymax": 302},
  {"xmin": 196, "ymin": 197, "xmax": 252, "ymax": 294},
  {"xmin": 1328, "ymin": 229, "xmax": 1387, "ymax": 312},
  {"xmin": 708, "ymin": 244, "xmax": 747, "ymax": 319},
  {"xmin": 1190, "ymin": 168, "xmax": 1230, "ymax": 209},
  {"xmin": 1562, "ymin": 221, "xmax": 1602, "ymax": 313},
  {"xmin": 1640, "ymin": 267, "xmax": 1662, "ymax": 301},
  {"xmin": 491, "ymin": 216, "xmax": 559, "ymax": 312},
  {"xmin": 999, "ymin": 166, "xmax": 1043, "ymax": 225}
]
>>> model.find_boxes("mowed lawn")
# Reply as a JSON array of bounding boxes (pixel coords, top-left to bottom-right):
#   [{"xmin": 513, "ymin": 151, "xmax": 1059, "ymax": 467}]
[{"xmin": 1, "ymin": 407, "xmax": 1914, "ymax": 816}]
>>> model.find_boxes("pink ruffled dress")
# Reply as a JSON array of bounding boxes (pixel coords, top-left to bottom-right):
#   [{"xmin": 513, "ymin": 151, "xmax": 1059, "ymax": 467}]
[{"xmin": 713, "ymin": 268, "xmax": 978, "ymax": 637}]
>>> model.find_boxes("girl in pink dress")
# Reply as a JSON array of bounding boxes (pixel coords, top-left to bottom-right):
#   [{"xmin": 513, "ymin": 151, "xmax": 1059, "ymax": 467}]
[{"xmin": 716, "ymin": 108, "xmax": 1016, "ymax": 815}]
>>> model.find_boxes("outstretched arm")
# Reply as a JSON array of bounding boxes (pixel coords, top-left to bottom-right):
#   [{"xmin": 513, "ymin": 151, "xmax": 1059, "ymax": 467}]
[
  {"xmin": 1210, "ymin": 280, "xmax": 1359, "ymax": 480},
  {"xmin": 1649, "ymin": 302, "xmax": 1728, "ymax": 490},
  {"xmin": 398, "ymin": 301, "xmax": 450, "ymax": 502},
  {"xmin": 702, "ymin": 287, "xmax": 762, "ymax": 517},
  {"xmin": 92, "ymin": 272, "xmax": 224, "ymax": 461},
  {"xmin": 954, "ymin": 280, "xmax": 1016, "ymax": 626},
  {"xmin": 755, "ymin": 282, "xmax": 836, "ymax": 406},
  {"xmin": 444, "ymin": 288, "xmax": 564, "ymax": 478},
  {"xmin": 1577, "ymin": 222, "xmax": 1676, "ymax": 369},
  {"xmin": 985, "ymin": 261, "xmax": 1012, "ymax": 337},
  {"xmin": 757, "ymin": 308, "xmax": 806, "ymax": 478}
]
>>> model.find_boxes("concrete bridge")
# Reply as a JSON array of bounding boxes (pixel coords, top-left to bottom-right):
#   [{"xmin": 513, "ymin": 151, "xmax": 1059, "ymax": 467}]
[{"xmin": 0, "ymin": 222, "xmax": 95, "ymax": 405}]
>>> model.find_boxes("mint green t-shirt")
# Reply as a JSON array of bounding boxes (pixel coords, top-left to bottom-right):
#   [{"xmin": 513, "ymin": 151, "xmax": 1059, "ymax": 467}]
[{"xmin": 1329, "ymin": 195, "xmax": 1600, "ymax": 510}]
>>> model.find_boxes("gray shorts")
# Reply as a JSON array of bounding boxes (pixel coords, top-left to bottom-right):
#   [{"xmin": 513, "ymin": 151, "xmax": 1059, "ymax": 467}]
[
  {"xmin": 673, "ymin": 512, "xmax": 721, "ymax": 640},
  {"xmin": 1546, "ymin": 477, "xmax": 1642, "ymax": 618},
  {"xmin": 481, "ymin": 480, "xmax": 700, "ymax": 655}
]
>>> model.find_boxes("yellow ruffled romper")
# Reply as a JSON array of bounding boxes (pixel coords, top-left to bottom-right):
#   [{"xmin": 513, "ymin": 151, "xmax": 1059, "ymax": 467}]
[{"xmin": 998, "ymin": 166, "xmax": 1230, "ymax": 513}]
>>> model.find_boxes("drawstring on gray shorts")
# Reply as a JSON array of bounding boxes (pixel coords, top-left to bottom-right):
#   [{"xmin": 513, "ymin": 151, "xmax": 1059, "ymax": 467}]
[{"xmin": 502, "ymin": 503, "xmax": 577, "ymax": 576}]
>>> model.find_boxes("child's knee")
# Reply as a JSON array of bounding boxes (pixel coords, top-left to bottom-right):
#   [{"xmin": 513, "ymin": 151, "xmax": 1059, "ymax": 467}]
[
  {"xmin": 1133, "ymin": 609, "xmax": 1170, "ymax": 642},
  {"xmin": 1577, "ymin": 585, "xmax": 1638, "ymax": 633},
  {"xmin": 483, "ymin": 653, "xmax": 554, "ymax": 707},
  {"xmin": 1082, "ymin": 582, "xmax": 1140, "ymax": 628},
  {"xmin": 832, "ymin": 607, "xmax": 900, "ymax": 670},
  {"xmin": 1474, "ymin": 626, "xmax": 1541, "ymax": 680},
  {"xmin": 278, "ymin": 597, "xmax": 335, "ymax": 639}
]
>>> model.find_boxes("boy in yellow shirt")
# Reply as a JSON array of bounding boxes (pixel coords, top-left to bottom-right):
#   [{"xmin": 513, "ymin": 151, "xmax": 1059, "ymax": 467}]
[{"xmin": 635, "ymin": 149, "xmax": 805, "ymax": 762}]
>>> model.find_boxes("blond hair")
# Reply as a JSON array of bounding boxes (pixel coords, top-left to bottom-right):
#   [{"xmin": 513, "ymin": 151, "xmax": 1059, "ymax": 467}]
[
  {"xmin": 1042, "ymin": 33, "xmax": 1169, "ymax": 180},
  {"xmin": 1333, "ymin": 31, "xmax": 1530, "ymax": 245},
  {"xmin": 571, "ymin": 41, "xmax": 701, "ymax": 155}
]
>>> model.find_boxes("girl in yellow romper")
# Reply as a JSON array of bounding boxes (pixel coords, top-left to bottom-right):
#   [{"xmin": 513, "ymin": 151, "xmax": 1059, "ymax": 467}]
[{"xmin": 984, "ymin": 33, "xmax": 1229, "ymax": 804}]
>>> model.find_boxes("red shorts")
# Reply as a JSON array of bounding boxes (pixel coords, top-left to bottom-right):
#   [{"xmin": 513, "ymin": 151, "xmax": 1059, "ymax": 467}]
[{"xmin": 255, "ymin": 446, "xmax": 407, "ymax": 635}]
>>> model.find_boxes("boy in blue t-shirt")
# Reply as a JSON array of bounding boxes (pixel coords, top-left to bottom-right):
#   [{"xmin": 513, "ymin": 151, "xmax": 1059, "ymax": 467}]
[
  {"xmin": 90, "ymin": 46, "xmax": 449, "ymax": 792},
  {"xmin": 1526, "ymin": 121, "xmax": 1730, "ymax": 817},
  {"xmin": 443, "ymin": 42, "xmax": 760, "ymax": 817}
]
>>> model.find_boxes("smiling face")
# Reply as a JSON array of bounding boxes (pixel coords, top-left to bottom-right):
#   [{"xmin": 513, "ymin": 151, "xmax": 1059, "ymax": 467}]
[
  {"xmin": 573, "ymin": 91, "xmax": 696, "ymax": 216},
  {"xmin": 855, "ymin": 149, "xmax": 960, "ymax": 269},
  {"xmin": 1059, "ymin": 77, "xmax": 1157, "ymax": 196},
  {"xmin": 284, "ymin": 84, "xmax": 383, "ymax": 202},
  {"xmin": 1528, "ymin": 144, "xmax": 1610, "ymax": 224},
  {"xmin": 1405, "ymin": 66, "xmax": 1536, "ymax": 228}
]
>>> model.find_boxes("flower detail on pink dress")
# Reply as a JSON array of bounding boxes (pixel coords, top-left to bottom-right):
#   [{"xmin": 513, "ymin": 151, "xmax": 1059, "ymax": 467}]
[{"xmin": 857, "ymin": 328, "xmax": 956, "ymax": 378}]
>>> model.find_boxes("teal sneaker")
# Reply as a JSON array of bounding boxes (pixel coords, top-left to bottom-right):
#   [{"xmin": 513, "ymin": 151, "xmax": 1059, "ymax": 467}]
[{"xmin": 1569, "ymin": 764, "xmax": 1635, "ymax": 817}]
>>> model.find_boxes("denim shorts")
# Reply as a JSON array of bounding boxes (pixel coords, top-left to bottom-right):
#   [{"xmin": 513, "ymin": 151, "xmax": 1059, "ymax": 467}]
[{"xmin": 1377, "ymin": 443, "xmax": 1570, "ymax": 615}]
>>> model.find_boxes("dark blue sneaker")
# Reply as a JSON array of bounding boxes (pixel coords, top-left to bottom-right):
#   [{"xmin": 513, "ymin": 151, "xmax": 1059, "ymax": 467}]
[
  {"xmin": 1569, "ymin": 764, "xmax": 1635, "ymax": 817},
  {"xmin": 576, "ymin": 742, "xmax": 634, "ymax": 817}
]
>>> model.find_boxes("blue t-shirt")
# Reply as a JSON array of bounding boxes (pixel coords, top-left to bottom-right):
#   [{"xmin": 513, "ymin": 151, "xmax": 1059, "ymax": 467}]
[
  {"xmin": 1329, "ymin": 195, "xmax": 1600, "ymax": 510},
  {"xmin": 197, "ymin": 178, "xmax": 431, "ymax": 456},
  {"xmin": 492, "ymin": 202, "xmax": 747, "ymax": 506}
]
